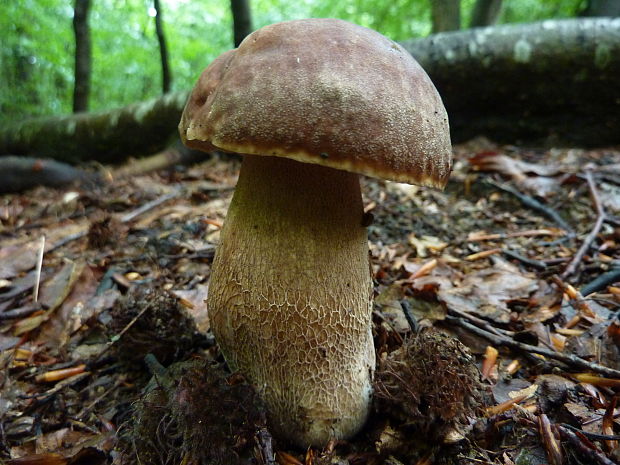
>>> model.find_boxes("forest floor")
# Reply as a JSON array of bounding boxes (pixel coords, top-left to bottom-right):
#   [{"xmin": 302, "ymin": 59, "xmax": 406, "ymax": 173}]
[{"xmin": 1, "ymin": 138, "xmax": 620, "ymax": 465}]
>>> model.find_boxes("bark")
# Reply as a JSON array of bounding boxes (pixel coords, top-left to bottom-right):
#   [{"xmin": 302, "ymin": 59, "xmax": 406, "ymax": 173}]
[
  {"xmin": 1, "ymin": 19, "xmax": 619, "ymax": 164},
  {"xmin": 0, "ymin": 156, "xmax": 100, "ymax": 193},
  {"xmin": 431, "ymin": 0, "xmax": 461, "ymax": 33},
  {"xmin": 231, "ymin": 0, "xmax": 253, "ymax": 47},
  {"xmin": 470, "ymin": 0, "xmax": 502, "ymax": 27},
  {"xmin": 153, "ymin": 0, "xmax": 172, "ymax": 93},
  {"xmin": 0, "ymin": 92, "xmax": 188, "ymax": 164},
  {"xmin": 401, "ymin": 18, "xmax": 620, "ymax": 146},
  {"xmin": 72, "ymin": 0, "xmax": 92, "ymax": 113}
]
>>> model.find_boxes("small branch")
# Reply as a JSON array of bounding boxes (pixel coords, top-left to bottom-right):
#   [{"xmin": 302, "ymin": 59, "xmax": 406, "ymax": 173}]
[
  {"xmin": 484, "ymin": 179, "xmax": 575, "ymax": 239},
  {"xmin": 562, "ymin": 171, "xmax": 606, "ymax": 279},
  {"xmin": 0, "ymin": 303, "xmax": 41, "ymax": 321},
  {"xmin": 94, "ymin": 303, "xmax": 153, "ymax": 362},
  {"xmin": 445, "ymin": 315, "xmax": 620, "ymax": 378},
  {"xmin": 561, "ymin": 423, "xmax": 620, "ymax": 442},
  {"xmin": 502, "ymin": 248, "xmax": 548, "ymax": 270},
  {"xmin": 447, "ymin": 307, "xmax": 512, "ymax": 337},
  {"xmin": 119, "ymin": 188, "xmax": 181, "ymax": 223},
  {"xmin": 557, "ymin": 425, "xmax": 617, "ymax": 465},
  {"xmin": 580, "ymin": 266, "xmax": 620, "ymax": 296},
  {"xmin": 33, "ymin": 235, "xmax": 45, "ymax": 303},
  {"xmin": 399, "ymin": 300, "xmax": 419, "ymax": 333}
]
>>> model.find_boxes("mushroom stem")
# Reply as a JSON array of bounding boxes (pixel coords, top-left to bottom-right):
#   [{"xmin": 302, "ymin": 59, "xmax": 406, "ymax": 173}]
[{"xmin": 208, "ymin": 154, "xmax": 374, "ymax": 447}]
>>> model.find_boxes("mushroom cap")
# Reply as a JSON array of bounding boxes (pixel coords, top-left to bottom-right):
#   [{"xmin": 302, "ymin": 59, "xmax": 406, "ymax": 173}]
[{"xmin": 180, "ymin": 18, "xmax": 452, "ymax": 188}]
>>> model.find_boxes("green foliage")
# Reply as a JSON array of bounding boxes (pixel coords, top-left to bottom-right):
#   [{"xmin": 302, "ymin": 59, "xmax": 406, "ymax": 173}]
[
  {"xmin": 0, "ymin": 0, "xmax": 586, "ymax": 124},
  {"xmin": 501, "ymin": 0, "xmax": 584, "ymax": 23},
  {"xmin": 309, "ymin": 0, "xmax": 431, "ymax": 40},
  {"xmin": 0, "ymin": 0, "xmax": 74, "ymax": 118}
]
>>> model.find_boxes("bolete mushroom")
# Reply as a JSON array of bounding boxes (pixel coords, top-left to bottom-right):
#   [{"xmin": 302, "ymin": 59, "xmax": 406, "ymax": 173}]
[{"xmin": 179, "ymin": 18, "xmax": 451, "ymax": 447}]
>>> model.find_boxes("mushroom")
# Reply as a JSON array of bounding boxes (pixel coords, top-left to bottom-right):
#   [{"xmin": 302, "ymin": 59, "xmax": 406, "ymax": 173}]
[{"xmin": 179, "ymin": 18, "xmax": 452, "ymax": 447}]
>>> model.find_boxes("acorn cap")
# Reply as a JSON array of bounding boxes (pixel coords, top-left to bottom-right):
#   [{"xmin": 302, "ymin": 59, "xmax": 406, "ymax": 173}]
[{"xmin": 179, "ymin": 18, "xmax": 452, "ymax": 188}]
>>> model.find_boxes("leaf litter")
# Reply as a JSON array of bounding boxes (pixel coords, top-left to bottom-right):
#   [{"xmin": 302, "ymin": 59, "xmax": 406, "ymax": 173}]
[{"xmin": 0, "ymin": 141, "xmax": 619, "ymax": 464}]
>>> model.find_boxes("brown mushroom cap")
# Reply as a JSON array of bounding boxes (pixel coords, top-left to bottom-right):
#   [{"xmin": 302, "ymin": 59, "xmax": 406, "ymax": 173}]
[{"xmin": 180, "ymin": 18, "xmax": 452, "ymax": 188}]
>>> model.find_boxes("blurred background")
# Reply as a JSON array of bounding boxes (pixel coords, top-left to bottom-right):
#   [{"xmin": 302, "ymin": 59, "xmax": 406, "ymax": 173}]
[{"xmin": 0, "ymin": 0, "xmax": 608, "ymax": 123}]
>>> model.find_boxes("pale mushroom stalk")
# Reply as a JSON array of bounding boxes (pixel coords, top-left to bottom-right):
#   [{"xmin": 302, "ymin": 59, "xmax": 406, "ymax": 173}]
[{"xmin": 209, "ymin": 154, "xmax": 373, "ymax": 446}]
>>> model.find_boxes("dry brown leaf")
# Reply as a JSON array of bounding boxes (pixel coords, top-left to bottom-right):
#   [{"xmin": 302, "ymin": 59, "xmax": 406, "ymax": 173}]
[
  {"xmin": 408, "ymin": 234, "xmax": 448, "ymax": 258},
  {"xmin": 13, "ymin": 260, "xmax": 84, "ymax": 336},
  {"xmin": 171, "ymin": 284, "xmax": 210, "ymax": 333},
  {"xmin": 438, "ymin": 258, "xmax": 539, "ymax": 324},
  {"xmin": 0, "ymin": 221, "xmax": 88, "ymax": 280},
  {"xmin": 470, "ymin": 152, "xmax": 565, "ymax": 197}
]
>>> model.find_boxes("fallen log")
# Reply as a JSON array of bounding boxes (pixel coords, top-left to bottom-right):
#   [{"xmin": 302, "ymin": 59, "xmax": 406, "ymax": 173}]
[
  {"xmin": 0, "ymin": 18, "xmax": 618, "ymax": 164},
  {"xmin": 0, "ymin": 156, "xmax": 101, "ymax": 193},
  {"xmin": 401, "ymin": 18, "xmax": 620, "ymax": 146},
  {"xmin": 0, "ymin": 92, "xmax": 188, "ymax": 164}
]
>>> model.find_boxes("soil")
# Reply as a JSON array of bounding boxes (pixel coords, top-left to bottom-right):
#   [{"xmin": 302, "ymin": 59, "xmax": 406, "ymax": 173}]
[{"xmin": 1, "ymin": 138, "xmax": 619, "ymax": 465}]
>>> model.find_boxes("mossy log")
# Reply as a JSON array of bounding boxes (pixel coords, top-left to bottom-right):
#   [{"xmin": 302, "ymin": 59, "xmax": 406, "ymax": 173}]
[
  {"xmin": 0, "ymin": 18, "xmax": 618, "ymax": 164},
  {"xmin": 401, "ymin": 18, "xmax": 620, "ymax": 146},
  {"xmin": 0, "ymin": 92, "xmax": 188, "ymax": 164}
]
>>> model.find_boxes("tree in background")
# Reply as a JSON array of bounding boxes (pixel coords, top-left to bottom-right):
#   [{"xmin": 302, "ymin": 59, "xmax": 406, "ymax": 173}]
[
  {"xmin": 73, "ymin": 0, "xmax": 91, "ymax": 113},
  {"xmin": 231, "ymin": 0, "xmax": 253, "ymax": 47},
  {"xmin": 432, "ymin": 0, "xmax": 503, "ymax": 32},
  {"xmin": 580, "ymin": 0, "xmax": 620, "ymax": 16},
  {"xmin": 470, "ymin": 0, "xmax": 503, "ymax": 27},
  {"xmin": 431, "ymin": 0, "xmax": 461, "ymax": 32},
  {"xmin": 0, "ymin": 0, "xmax": 589, "ymax": 123},
  {"xmin": 153, "ymin": 0, "xmax": 172, "ymax": 93}
]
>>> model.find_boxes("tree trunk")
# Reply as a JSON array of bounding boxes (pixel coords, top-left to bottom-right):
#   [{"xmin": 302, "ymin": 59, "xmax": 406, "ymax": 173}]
[
  {"xmin": 470, "ymin": 0, "xmax": 502, "ymax": 27},
  {"xmin": 72, "ymin": 0, "xmax": 92, "ymax": 113},
  {"xmin": 153, "ymin": 0, "xmax": 172, "ymax": 93},
  {"xmin": 1, "ymin": 19, "xmax": 618, "ymax": 163},
  {"xmin": 231, "ymin": 0, "xmax": 253, "ymax": 47},
  {"xmin": 431, "ymin": 0, "xmax": 461, "ymax": 33},
  {"xmin": 580, "ymin": 0, "xmax": 620, "ymax": 17}
]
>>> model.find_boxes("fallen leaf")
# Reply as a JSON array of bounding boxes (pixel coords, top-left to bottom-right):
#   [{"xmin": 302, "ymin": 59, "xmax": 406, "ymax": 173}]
[
  {"xmin": 14, "ymin": 260, "xmax": 84, "ymax": 336},
  {"xmin": 408, "ymin": 234, "xmax": 448, "ymax": 258},
  {"xmin": 171, "ymin": 284, "xmax": 210, "ymax": 333},
  {"xmin": 0, "ymin": 221, "xmax": 88, "ymax": 279},
  {"xmin": 438, "ymin": 258, "xmax": 539, "ymax": 324}
]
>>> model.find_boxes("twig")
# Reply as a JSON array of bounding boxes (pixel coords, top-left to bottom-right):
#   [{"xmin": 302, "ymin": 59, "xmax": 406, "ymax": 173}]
[
  {"xmin": 502, "ymin": 249, "xmax": 548, "ymax": 270},
  {"xmin": 400, "ymin": 300, "xmax": 418, "ymax": 333},
  {"xmin": 119, "ymin": 188, "xmax": 181, "ymax": 223},
  {"xmin": 484, "ymin": 179, "xmax": 575, "ymax": 238},
  {"xmin": 562, "ymin": 171, "xmax": 606, "ymax": 279},
  {"xmin": 20, "ymin": 372, "xmax": 90, "ymax": 401},
  {"xmin": 0, "ymin": 303, "xmax": 41, "ymax": 320},
  {"xmin": 95, "ymin": 303, "xmax": 153, "ymax": 361},
  {"xmin": 580, "ymin": 266, "xmax": 620, "ymax": 296},
  {"xmin": 33, "ymin": 235, "xmax": 45, "ymax": 302},
  {"xmin": 557, "ymin": 425, "xmax": 616, "ymax": 465},
  {"xmin": 605, "ymin": 215, "xmax": 620, "ymax": 227},
  {"xmin": 447, "ymin": 307, "xmax": 513, "ymax": 337},
  {"xmin": 445, "ymin": 315, "xmax": 620, "ymax": 378},
  {"xmin": 77, "ymin": 377, "xmax": 124, "ymax": 420},
  {"xmin": 561, "ymin": 423, "xmax": 620, "ymax": 441}
]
